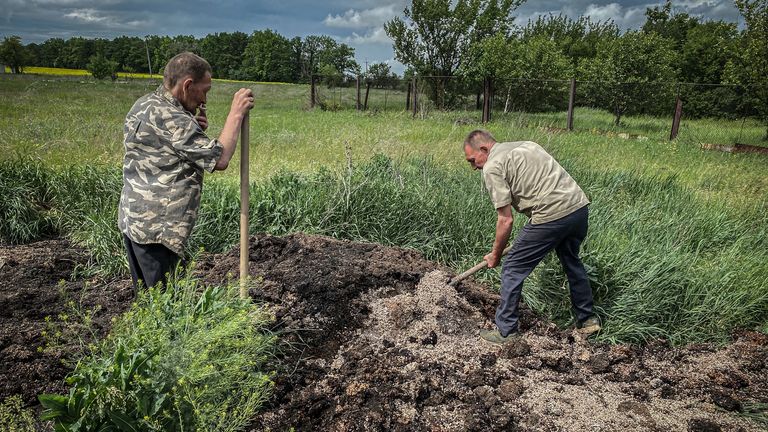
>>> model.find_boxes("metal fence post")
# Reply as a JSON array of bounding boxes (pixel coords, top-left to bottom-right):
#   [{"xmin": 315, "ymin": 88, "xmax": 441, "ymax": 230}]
[
  {"xmin": 567, "ymin": 78, "xmax": 576, "ymax": 131},
  {"xmin": 670, "ymin": 89, "xmax": 683, "ymax": 140},
  {"xmin": 412, "ymin": 76, "xmax": 418, "ymax": 117}
]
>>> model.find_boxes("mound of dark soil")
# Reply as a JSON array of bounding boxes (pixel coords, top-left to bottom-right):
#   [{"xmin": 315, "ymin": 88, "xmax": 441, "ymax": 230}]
[
  {"xmin": 0, "ymin": 240, "xmax": 132, "ymax": 404},
  {"xmin": 199, "ymin": 234, "xmax": 768, "ymax": 431},
  {"xmin": 2, "ymin": 234, "xmax": 766, "ymax": 432}
]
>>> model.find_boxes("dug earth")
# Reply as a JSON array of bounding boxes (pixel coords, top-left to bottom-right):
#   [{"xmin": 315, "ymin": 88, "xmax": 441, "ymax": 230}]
[{"xmin": 1, "ymin": 234, "xmax": 766, "ymax": 431}]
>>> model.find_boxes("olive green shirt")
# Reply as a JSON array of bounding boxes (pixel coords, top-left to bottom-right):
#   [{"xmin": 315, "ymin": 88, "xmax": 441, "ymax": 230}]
[
  {"xmin": 482, "ymin": 141, "xmax": 589, "ymax": 224},
  {"xmin": 118, "ymin": 86, "xmax": 222, "ymax": 255}
]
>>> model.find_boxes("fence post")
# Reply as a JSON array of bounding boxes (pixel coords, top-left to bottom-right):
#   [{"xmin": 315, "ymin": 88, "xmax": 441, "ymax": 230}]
[
  {"xmin": 356, "ymin": 76, "xmax": 361, "ymax": 110},
  {"xmin": 482, "ymin": 77, "xmax": 492, "ymax": 123},
  {"xmin": 567, "ymin": 78, "xmax": 576, "ymax": 131},
  {"xmin": 670, "ymin": 89, "xmax": 683, "ymax": 140},
  {"xmin": 412, "ymin": 76, "xmax": 418, "ymax": 117},
  {"xmin": 406, "ymin": 81, "xmax": 411, "ymax": 111},
  {"xmin": 310, "ymin": 74, "xmax": 317, "ymax": 108},
  {"xmin": 364, "ymin": 80, "xmax": 372, "ymax": 110}
]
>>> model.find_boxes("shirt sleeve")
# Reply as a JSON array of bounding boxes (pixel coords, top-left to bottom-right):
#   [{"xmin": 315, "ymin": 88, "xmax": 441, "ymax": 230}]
[
  {"xmin": 168, "ymin": 114, "xmax": 223, "ymax": 173},
  {"xmin": 483, "ymin": 164, "xmax": 513, "ymax": 209}
]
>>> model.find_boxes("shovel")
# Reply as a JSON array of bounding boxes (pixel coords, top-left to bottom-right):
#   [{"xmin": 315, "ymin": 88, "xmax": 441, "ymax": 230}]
[{"xmin": 448, "ymin": 244, "xmax": 513, "ymax": 287}]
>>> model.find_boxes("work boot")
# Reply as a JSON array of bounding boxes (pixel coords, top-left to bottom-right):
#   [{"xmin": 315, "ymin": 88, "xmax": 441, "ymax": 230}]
[
  {"xmin": 577, "ymin": 316, "xmax": 601, "ymax": 336},
  {"xmin": 479, "ymin": 328, "xmax": 520, "ymax": 345}
]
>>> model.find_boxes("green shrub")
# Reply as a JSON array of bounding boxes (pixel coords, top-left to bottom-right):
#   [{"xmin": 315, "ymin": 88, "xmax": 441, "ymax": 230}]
[{"xmin": 39, "ymin": 277, "xmax": 276, "ymax": 431}]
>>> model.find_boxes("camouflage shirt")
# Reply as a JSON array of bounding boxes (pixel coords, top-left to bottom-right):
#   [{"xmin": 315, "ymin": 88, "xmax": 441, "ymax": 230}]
[{"xmin": 118, "ymin": 85, "xmax": 222, "ymax": 255}]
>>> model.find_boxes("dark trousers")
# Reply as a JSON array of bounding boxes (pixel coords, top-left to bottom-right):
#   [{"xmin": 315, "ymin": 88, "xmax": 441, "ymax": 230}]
[
  {"xmin": 496, "ymin": 205, "xmax": 594, "ymax": 336},
  {"xmin": 123, "ymin": 234, "xmax": 180, "ymax": 292}
]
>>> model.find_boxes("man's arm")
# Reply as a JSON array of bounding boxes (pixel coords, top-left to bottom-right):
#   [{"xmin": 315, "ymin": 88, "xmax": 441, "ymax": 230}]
[
  {"xmin": 214, "ymin": 88, "xmax": 254, "ymax": 171},
  {"xmin": 484, "ymin": 204, "xmax": 514, "ymax": 268}
]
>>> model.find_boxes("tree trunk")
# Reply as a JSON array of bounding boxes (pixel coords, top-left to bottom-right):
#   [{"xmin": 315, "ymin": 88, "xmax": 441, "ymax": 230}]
[{"xmin": 504, "ymin": 86, "xmax": 512, "ymax": 113}]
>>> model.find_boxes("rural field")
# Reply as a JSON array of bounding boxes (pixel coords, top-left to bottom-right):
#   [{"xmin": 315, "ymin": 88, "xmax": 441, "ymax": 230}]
[{"xmin": 1, "ymin": 73, "xmax": 767, "ymax": 431}]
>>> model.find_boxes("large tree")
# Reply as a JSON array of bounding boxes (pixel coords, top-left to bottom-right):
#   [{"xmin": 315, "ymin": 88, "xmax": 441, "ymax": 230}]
[
  {"xmin": 241, "ymin": 29, "xmax": 295, "ymax": 82},
  {"xmin": 299, "ymin": 35, "xmax": 358, "ymax": 81},
  {"xmin": 578, "ymin": 31, "xmax": 678, "ymax": 125},
  {"xmin": 0, "ymin": 36, "xmax": 30, "ymax": 73},
  {"xmin": 642, "ymin": 0, "xmax": 700, "ymax": 50},
  {"xmin": 385, "ymin": 0, "xmax": 522, "ymax": 107},
  {"xmin": 199, "ymin": 32, "xmax": 248, "ymax": 79},
  {"xmin": 521, "ymin": 14, "xmax": 619, "ymax": 73}
]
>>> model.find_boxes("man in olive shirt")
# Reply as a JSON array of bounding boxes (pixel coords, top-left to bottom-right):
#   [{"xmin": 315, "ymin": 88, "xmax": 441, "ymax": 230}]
[
  {"xmin": 463, "ymin": 130, "xmax": 600, "ymax": 343},
  {"xmin": 119, "ymin": 52, "xmax": 254, "ymax": 292}
]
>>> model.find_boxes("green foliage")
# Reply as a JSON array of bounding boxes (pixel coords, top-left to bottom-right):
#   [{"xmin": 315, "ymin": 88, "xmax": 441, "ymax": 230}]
[
  {"xmin": 385, "ymin": 0, "xmax": 522, "ymax": 107},
  {"xmin": 0, "ymin": 395, "xmax": 37, "ymax": 432},
  {"xmin": 732, "ymin": 0, "xmax": 768, "ymax": 137},
  {"xmin": 39, "ymin": 277, "xmax": 275, "ymax": 431},
  {"xmin": 578, "ymin": 31, "xmax": 678, "ymax": 124},
  {"xmin": 0, "ymin": 35, "xmax": 30, "ymax": 74},
  {"xmin": 86, "ymin": 53, "xmax": 119, "ymax": 80},
  {"xmin": 642, "ymin": 0, "xmax": 700, "ymax": 50},
  {"xmin": 367, "ymin": 62, "xmax": 398, "ymax": 89},
  {"xmin": 318, "ymin": 63, "xmax": 343, "ymax": 88},
  {"xmin": 241, "ymin": 29, "xmax": 296, "ymax": 82},
  {"xmin": 520, "ymin": 14, "xmax": 619, "ymax": 71},
  {"xmin": 0, "ymin": 158, "xmax": 57, "ymax": 243},
  {"xmin": 199, "ymin": 32, "xmax": 249, "ymax": 79}
]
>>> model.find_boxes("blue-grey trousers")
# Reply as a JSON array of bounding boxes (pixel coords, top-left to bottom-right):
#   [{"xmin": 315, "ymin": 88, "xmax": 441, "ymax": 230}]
[{"xmin": 496, "ymin": 205, "xmax": 593, "ymax": 336}]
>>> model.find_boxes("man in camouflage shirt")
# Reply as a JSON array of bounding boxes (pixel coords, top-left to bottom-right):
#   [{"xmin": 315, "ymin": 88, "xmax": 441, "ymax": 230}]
[{"xmin": 119, "ymin": 52, "xmax": 253, "ymax": 291}]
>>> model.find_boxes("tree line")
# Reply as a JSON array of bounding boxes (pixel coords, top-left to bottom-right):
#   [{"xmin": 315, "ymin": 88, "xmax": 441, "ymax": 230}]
[
  {"xmin": 1, "ymin": 0, "xmax": 766, "ymax": 126},
  {"xmin": 385, "ymin": 0, "xmax": 767, "ymax": 125},
  {"xmin": 0, "ymin": 31, "xmax": 400, "ymax": 86}
]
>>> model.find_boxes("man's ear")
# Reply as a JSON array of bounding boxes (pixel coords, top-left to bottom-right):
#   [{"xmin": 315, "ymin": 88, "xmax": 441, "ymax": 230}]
[{"xmin": 182, "ymin": 77, "xmax": 194, "ymax": 94}]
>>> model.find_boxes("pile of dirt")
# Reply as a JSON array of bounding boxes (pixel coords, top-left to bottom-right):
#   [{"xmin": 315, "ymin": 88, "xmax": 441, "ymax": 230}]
[
  {"xmin": 200, "ymin": 234, "xmax": 768, "ymax": 431},
  {"xmin": 0, "ymin": 240, "xmax": 132, "ymax": 404},
  {"xmin": 1, "ymin": 233, "xmax": 766, "ymax": 431}
]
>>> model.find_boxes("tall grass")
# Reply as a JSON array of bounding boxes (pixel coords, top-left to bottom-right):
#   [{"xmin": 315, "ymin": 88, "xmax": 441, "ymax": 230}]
[{"xmin": 2, "ymin": 155, "xmax": 766, "ymax": 345}]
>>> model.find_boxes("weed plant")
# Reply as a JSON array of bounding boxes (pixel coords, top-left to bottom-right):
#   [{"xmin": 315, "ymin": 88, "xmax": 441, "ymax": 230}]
[
  {"xmin": 39, "ymin": 276, "xmax": 275, "ymax": 431},
  {"xmin": 0, "ymin": 395, "xmax": 37, "ymax": 432}
]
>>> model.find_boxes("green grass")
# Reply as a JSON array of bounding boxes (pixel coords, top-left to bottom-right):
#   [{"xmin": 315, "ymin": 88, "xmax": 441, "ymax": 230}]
[{"xmin": 1, "ymin": 74, "xmax": 767, "ymax": 346}]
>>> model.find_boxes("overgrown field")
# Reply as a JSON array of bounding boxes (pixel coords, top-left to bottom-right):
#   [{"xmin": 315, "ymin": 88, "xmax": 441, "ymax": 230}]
[{"xmin": 2, "ymin": 74, "xmax": 767, "ymax": 346}]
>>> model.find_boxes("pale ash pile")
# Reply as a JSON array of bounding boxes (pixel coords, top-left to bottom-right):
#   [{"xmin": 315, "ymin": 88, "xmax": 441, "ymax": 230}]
[{"xmin": 260, "ymin": 270, "xmax": 765, "ymax": 431}]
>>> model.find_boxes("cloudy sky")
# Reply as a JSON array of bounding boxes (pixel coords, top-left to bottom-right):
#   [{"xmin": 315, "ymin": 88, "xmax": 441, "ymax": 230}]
[{"xmin": 0, "ymin": 0, "xmax": 742, "ymax": 73}]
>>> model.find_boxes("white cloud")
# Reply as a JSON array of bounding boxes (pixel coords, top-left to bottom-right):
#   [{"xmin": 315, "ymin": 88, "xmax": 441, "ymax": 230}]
[
  {"xmin": 342, "ymin": 26, "xmax": 391, "ymax": 45},
  {"xmin": 64, "ymin": 8, "xmax": 110, "ymax": 23},
  {"xmin": 583, "ymin": 2, "xmax": 649, "ymax": 29},
  {"xmin": 324, "ymin": 4, "xmax": 399, "ymax": 29},
  {"xmin": 62, "ymin": 7, "xmax": 146, "ymax": 28}
]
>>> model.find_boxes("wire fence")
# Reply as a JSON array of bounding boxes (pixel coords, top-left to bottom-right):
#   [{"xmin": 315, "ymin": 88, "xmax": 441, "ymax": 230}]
[{"xmin": 305, "ymin": 74, "xmax": 768, "ymax": 150}]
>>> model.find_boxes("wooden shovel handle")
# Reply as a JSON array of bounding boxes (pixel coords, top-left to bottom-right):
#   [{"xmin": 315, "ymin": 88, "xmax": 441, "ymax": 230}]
[{"xmin": 448, "ymin": 244, "xmax": 513, "ymax": 287}]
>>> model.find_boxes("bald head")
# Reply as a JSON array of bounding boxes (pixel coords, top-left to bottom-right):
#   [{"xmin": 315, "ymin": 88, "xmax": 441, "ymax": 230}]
[
  {"xmin": 163, "ymin": 52, "xmax": 212, "ymax": 90},
  {"xmin": 463, "ymin": 130, "xmax": 497, "ymax": 170},
  {"xmin": 464, "ymin": 129, "xmax": 496, "ymax": 150}
]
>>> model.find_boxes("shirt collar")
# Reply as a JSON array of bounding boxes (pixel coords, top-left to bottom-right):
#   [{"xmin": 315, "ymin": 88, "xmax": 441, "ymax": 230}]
[{"xmin": 155, "ymin": 85, "xmax": 186, "ymax": 112}]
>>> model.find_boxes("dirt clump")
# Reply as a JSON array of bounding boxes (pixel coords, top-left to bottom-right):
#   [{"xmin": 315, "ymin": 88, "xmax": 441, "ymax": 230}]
[{"xmin": 0, "ymin": 240, "xmax": 132, "ymax": 404}]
